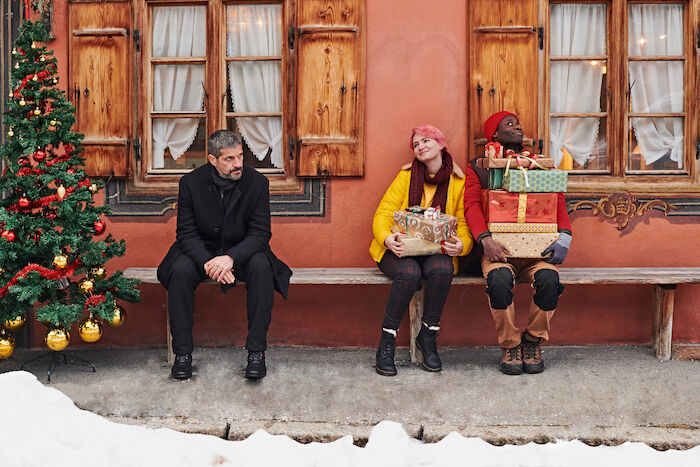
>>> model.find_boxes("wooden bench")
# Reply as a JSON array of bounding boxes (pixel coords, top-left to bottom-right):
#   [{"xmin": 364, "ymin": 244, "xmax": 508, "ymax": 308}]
[{"xmin": 123, "ymin": 267, "xmax": 700, "ymax": 363}]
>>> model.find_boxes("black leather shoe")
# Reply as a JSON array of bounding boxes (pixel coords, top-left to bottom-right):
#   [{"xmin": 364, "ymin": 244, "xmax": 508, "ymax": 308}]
[
  {"xmin": 171, "ymin": 354, "xmax": 192, "ymax": 380},
  {"xmin": 245, "ymin": 351, "xmax": 267, "ymax": 379},
  {"xmin": 415, "ymin": 324, "xmax": 442, "ymax": 372},
  {"xmin": 375, "ymin": 330, "xmax": 397, "ymax": 376}
]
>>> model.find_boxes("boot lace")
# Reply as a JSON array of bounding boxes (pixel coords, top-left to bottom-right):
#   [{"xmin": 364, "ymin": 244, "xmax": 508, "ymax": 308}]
[
  {"xmin": 507, "ymin": 346, "xmax": 520, "ymax": 362},
  {"xmin": 522, "ymin": 340, "xmax": 539, "ymax": 360},
  {"xmin": 382, "ymin": 338, "xmax": 395, "ymax": 359}
]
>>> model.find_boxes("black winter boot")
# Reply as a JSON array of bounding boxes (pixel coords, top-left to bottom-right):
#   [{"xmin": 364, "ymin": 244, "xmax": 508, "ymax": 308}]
[
  {"xmin": 245, "ymin": 351, "xmax": 267, "ymax": 379},
  {"xmin": 375, "ymin": 330, "xmax": 397, "ymax": 376},
  {"xmin": 415, "ymin": 323, "xmax": 442, "ymax": 372},
  {"xmin": 171, "ymin": 354, "xmax": 192, "ymax": 380}
]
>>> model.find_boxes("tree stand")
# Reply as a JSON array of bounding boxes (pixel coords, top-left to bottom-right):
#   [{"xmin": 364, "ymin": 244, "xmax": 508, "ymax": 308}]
[{"xmin": 21, "ymin": 351, "xmax": 95, "ymax": 383}]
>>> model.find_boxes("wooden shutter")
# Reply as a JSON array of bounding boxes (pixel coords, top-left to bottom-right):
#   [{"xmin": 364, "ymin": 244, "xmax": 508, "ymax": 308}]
[
  {"xmin": 295, "ymin": 0, "xmax": 365, "ymax": 177},
  {"xmin": 469, "ymin": 0, "xmax": 539, "ymax": 154},
  {"xmin": 69, "ymin": 0, "xmax": 132, "ymax": 177}
]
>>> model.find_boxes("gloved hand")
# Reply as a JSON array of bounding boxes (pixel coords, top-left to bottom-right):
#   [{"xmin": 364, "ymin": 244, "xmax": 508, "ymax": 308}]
[{"xmin": 541, "ymin": 232, "xmax": 572, "ymax": 265}]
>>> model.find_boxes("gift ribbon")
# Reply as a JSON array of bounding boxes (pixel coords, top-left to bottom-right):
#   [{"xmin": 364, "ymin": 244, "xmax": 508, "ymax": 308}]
[{"xmin": 517, "ymin": 193, "xmax": 527, "ymax": 223}]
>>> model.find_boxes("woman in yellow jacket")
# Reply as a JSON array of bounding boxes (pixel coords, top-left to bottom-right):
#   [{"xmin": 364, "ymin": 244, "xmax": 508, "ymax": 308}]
[{"xmin": 370, "ymin": 125, "xmax": 473, "ymax": 376}]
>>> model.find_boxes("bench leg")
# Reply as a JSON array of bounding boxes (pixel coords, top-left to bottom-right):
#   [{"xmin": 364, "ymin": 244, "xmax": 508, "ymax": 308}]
[
  {"xmin": 166, "ymin": 292, "xmax": 174, "ymax": 365},
  {"xmin": 653, "ymin": 284, "xmax": 676, "ymax": 361},
  {"xmin": 409, "ymin": 289, "xmax": 424, "ymax": 363}
]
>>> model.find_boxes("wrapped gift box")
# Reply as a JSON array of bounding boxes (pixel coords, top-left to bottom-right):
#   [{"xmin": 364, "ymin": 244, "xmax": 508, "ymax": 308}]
[
  {"xmin": 488, "ymin": 168, "xmax": 504, "ymax": 190},
  {"xmin": 488, "ymin": 222, "xmax": 558, "ymax": 233},
  {"xmin": 484, "ymin": 191, "xmax": 558, "ymax": 224},
  {"xmin": 395, "ymin": 235, "xmax": 442, "ymax": 256},
  {"xmin": 477, "ymin": 157, "xmax": 555, "ymax": 169},
  {"xmin": 392, "ymin": 207, "xmax": 458, "ymax": 243},
  {"xmin": 492, "ymin": 232, "xmax": 560, "ymax": 258},
  {"xmin": 502, "ymin": 168, "xmax": 567, "ymax": 193}
]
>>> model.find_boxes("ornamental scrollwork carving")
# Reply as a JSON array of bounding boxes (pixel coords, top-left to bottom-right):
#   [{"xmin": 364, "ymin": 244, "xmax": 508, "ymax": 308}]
[{"xmin": 568, "ymin": 191, "xmax": 678, "ymax": 230}]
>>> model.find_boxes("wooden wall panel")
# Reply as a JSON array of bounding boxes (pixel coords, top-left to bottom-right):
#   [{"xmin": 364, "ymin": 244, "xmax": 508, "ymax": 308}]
[
  {"xmin": 469, "ymin": 0, "xmax": 538, "ymax": 157},
  {"xmin": 296, "ymin": 0, "xmax": 364, "ymax": 177},
  {"xmin": 69, "ymin": 0, "xmax": 132, "ymax": 177}
]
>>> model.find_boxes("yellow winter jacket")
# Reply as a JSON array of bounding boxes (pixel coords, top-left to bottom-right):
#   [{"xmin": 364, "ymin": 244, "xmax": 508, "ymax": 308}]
[{"xmin": 369, "ymin": 163, "xmax": 473, "ymax": 274}]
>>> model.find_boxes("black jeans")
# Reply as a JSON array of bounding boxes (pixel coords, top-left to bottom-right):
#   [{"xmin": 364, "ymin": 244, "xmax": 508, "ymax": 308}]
[
  {"xmin": 166, "ymin": 251, "xmax": 274, "ymax": 355},
  {"xmin": 377, "ymin": 251, "xmax": 454, "ymax": 330}
]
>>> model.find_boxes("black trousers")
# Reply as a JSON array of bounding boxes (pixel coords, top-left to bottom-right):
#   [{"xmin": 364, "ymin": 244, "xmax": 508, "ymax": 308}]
[
  {"xmin": 166, "ymin": 251, "xmax": 274, "ymax": 355},
  {"xmin": 377, "ymin": 251, "xmax": 454, "ymax": 330}
]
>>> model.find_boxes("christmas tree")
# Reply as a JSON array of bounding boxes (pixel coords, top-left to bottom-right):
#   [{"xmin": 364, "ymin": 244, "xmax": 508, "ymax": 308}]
[{"xmin": 0, "ymin": 20, "xmax": 140, "ymax": 359}]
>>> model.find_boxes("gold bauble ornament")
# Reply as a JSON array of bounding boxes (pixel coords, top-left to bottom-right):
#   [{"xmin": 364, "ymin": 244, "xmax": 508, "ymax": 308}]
[
  {"xmin": 79, "ymin": 316, "xmax": 103, "ymax": 343},
  {"xmin": 4, "ymin": 314, "xmax": 27, "ymax": 332},
  {"xmin": 57, "ymin": 185, "xmax": 66, "ymax": 199},
  {"xmin": 53, "ymin": 254, "xmax": 68, "ymax": 269},
  {"xmin": 79, "ymin": 277, "xmax": 94, "ymax": 295},
  {"xmin": 14, "ymin": 63, "xmax": 19, "ymax": 70},
  {"xmin": 89, "ymin": 183, "xmax": 98, "ymax": 193},
  {"xmin": 50, "ymin": 119, "xmax": 57, "ymax": 126},
  {"xmin": 89, "ymin": 266, "xmax": 106, "ymax": 280},
  {"xmin": 33, "ymin": 108, "xmax": 41, "ymax": 116},
  {"xmin": 0, "ymin": 267, "xmax": 5, "ymax": 275},
  {"xmin": 0, "ymin": 331, "xmax": 15, "ymax": 359},
  {"xmin": 53, "ymin": 78, "xmax": 58, "ymax": 84},
  {"xmin": 40, "ymin": 56, "xmax": 46, "ymax": 62},
  {"xmin": 7, "ymin": 129, "xmax": 14, "ymax": 137},
  {"xmin": 12, "ymin": 47, "xmax": 17, "ymax": 55},
  {"xmin": 45, "ymin": 326, "xmax": 70, "ymax": 351},
  {"xmin": 19, "ymin": 99, "xmax": 26, "ymax": 106},
  {"xmin": 107, "ymin": 305, "xmax": 126, "ymax": 328},
  {"xmin": 32, "ymin": 74, "xmax": 38, "ymax": 82},
  {"xmin": 31, "ymin": 41, "xmax": 37, "ymax": 49}
]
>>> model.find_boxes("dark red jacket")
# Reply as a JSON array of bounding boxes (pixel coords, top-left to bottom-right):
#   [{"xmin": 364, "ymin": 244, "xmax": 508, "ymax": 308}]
[{"xmin": 463, "ymin": 158, "xmax": 572, "ymax": 244}]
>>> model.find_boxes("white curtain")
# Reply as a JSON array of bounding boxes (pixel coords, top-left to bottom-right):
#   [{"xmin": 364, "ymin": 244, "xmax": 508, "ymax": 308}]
[
  {"xmin": 152, "ymin": 6, "xmax": 206, "ymax": 169},
  {"xmin": 226, "ymin": 5, "xmax": 283, "ymax": 168},
  {"xmin": 550, "ymin": 4, "xmax": 606, "ymax": 167},
  {"xmin": 629, "ymin": 4, "xmax": 684, "ymax": 167}
]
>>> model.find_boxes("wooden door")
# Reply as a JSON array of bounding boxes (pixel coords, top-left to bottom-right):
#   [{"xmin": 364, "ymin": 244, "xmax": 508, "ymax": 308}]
[
  {"xmin": 69, "ymin": 0, "xmax": 132, "ymax": 177},
  {"xmin": 295, "ymin": 0, "xmax": 365, "ymax": 177},
  {"xmin": 469, "ymin": 0, "xmax": 539, "ymax": 157}
]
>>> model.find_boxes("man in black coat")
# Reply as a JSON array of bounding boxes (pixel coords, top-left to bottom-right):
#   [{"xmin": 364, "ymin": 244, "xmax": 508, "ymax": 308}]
[{"xmin": 157, "ymin": 130, "xmax": 292, "ymax": 380}]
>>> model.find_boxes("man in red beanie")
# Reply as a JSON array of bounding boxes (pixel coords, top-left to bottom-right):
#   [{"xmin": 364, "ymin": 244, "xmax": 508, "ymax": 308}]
[{"xmin": 463, "ymin": 112, "xmax": 573, "ymax": 375}]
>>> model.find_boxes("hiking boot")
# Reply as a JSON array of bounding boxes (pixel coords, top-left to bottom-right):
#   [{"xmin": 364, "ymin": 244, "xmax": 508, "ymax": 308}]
[
  {"xmin": 375, "ymin": 330, "xmax": 397, "ymax": 376},
  {"xmin": 499, "ymin": 345, "xmax": 523, "ymax": 375},
  {"xmin": 521, "ymin": 333, "xmax": 545, "ymax": 374},
  {"xmin": 415, "ymin": 323, "xmax": 442, "ymax": 372}
]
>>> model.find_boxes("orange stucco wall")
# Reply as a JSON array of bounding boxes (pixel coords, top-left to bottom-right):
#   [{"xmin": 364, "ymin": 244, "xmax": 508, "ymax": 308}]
[{"xmin": 32, "ymin": 0, "xmax": 699, "ymax": 348}]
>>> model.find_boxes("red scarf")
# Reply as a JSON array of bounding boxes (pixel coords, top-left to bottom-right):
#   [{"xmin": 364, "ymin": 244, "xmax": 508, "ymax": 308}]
[{"xmin": 408, "ymin": 150, "xmax": 453, "ymax": 210}]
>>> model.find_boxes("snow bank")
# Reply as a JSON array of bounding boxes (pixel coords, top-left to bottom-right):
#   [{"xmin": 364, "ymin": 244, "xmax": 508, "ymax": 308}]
[{"xmin": 0, "ymin": 371, "xmax": 697, "ymax": 466}]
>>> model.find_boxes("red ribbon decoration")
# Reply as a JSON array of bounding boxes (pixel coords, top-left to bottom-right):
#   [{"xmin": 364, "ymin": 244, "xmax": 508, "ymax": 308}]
[
  {"xmin": 84, "ymin": 294, "xmax": 106, "ymax": 313},
  {"xmin": 0, "ymin": 260, "xmax": 82, "ymax": 298},
  {"xmin": 6, "ymin": 179, "xmax": 92, "ymax": 212}
]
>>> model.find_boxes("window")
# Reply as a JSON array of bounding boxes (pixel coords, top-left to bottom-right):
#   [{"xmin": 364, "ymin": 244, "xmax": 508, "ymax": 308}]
[
  {"xmin": 139, "ymin": 0, "xmax": 291, "ymax": 185},
  {"xmin": 546, "ymin": 0, "xmax": 697, "ymax": 187}
]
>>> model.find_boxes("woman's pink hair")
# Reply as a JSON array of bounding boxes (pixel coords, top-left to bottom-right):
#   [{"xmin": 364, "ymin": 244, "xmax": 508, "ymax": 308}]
[{"xmin": 410, "ymin": 125, "xmax": 448, "ymax": 152}]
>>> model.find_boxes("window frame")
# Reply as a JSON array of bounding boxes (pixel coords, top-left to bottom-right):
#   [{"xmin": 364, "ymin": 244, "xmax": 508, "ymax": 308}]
[
  {"xmin": 541, "ymin": 0, "xmax": 699, "ymax": 195},
  {"xmin": 134, "ymin": 0, "xmax": 301, "ymax": 193}
]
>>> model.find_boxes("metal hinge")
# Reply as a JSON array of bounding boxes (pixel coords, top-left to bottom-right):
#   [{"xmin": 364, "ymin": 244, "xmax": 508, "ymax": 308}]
[
  {"xmin": 538, "ymin": 139, "xmax": 543, "ymax": 154},
  {"xmin": 134, "ymin": 29, "xmax": 141, "ymax": 53},
  {"xmin": 697, "ymin": 28, "xmax": 700, "ymax": 48},
  {"xmin": 538, "ymin": 27, "xmax": 544, "ymax": 50},
  {"xmin": 696, "ymin": 138, "xmax": 700, "ymax": 160},
  {"xmin": 288, "ymin": 136, "xmax": 295, "ymax": 161},
  {"xmin": 288, "ymin": 26, "xmax": 295, "ymax": 49},
  {"xmin": 133, "ymin": 138, "xmax": 141, "ymax": 162}
]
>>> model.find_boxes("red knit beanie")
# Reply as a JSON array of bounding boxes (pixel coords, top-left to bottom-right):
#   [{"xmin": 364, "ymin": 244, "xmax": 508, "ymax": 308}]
[{"xmin": 483, "ymin": 111, "xmax": 518, "ymax": 142}]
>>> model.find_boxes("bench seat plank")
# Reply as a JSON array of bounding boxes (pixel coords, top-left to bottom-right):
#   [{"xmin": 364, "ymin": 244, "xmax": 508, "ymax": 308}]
[{"xmin": 125, "ymin": 267, "xmax": 700, "ymax": 286}]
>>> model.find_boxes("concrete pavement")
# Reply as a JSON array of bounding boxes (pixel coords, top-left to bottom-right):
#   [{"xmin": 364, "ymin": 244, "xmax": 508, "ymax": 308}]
[{"xmin": 1, "ymin": 345, "xmax": 698, "ymax": 449}]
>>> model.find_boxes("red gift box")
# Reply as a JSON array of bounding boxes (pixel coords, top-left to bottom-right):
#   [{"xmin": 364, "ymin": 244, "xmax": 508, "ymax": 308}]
[{"xmin": 483, "ymin": 190, "xmax": 558, "ymax": 224}]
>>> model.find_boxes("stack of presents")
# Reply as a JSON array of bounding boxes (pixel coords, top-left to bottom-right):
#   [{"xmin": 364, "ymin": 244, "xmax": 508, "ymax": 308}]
[{"xmin": 479, "ymin": 142, "xmax": 567, "ymax": 257}]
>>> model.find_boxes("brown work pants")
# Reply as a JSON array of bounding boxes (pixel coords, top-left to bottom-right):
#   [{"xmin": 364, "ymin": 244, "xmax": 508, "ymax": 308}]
[{"xmin": 481, "ymin": 256, "xmax": 559, "ymax": 349}]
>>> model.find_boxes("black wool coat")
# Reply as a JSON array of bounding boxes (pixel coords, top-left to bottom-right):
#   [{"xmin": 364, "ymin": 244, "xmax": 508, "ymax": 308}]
[{"xmin": 157, "ymin": 163, "xmax": 292, "ymax": 298}]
